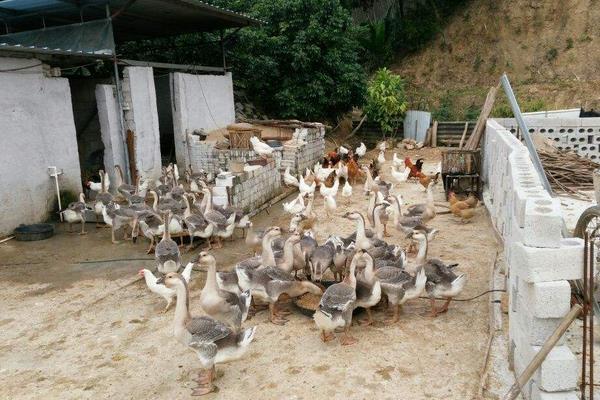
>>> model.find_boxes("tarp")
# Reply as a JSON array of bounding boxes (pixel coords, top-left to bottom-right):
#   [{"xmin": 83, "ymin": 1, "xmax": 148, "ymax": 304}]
[{"xmin": 0, "ymin": 19, "xmax": 114, "ymax": 56}]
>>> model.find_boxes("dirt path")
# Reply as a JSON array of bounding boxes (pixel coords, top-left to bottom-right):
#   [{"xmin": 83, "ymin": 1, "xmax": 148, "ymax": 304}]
[{"xmin": 0, "ymin": 148, "xmax": 499, "ymax": 399}]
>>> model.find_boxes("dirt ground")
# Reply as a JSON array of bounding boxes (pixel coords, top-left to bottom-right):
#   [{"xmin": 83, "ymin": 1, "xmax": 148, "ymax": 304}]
[{"xmin": 0, "ymin": 148, "xmax": 500, "ymax": 400}]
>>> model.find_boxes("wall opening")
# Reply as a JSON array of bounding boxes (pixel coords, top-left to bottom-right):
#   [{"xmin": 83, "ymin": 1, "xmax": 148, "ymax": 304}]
[{"xmin": 154, "ymin": 73, "xmax": 176, "ymax": 165}]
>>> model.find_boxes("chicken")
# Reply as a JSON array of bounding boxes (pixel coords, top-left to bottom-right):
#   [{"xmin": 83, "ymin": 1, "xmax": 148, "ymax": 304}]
[
  {"xmin": 391, "ymin": 165, "xmax": 410, "ymax": 183},
  {"xmin": 448, "ymin": 192, "xmax": 476, "ymax": 209},
  {"xmin": 356, "ymin": 142, "xmax": 366, "ymax": 158},
  {"xmin": 404, "ymin": 157, "xmax": 425, "ymax": 179},
  {"xmin": 392, "ymin": 153, "xmax": 404, "ymax": 168},
  {"xmin": 465, "ymin": 193, "xmax": 479, "ymax": 208},
  {"xmin": 377, "ymin": 150, "xmax": 386, "ymax": 164},
  {"xmin": 138, "ymin": 261, "xmax": 193, "ymax": 312},
  {"xmin": 338, "ymin": 145, "xmax": 349, "ymax": 155},
  {"xmin": 346, "ymin": 157, "xmax": 363, "ymax": 185},
  {"xmin": 450, "ymin": 201, "xmax": 477, "ymax": 222},
  {"xmin": 283, "ymin": 166, "xmax": 299, "ymax": 187},
  {"xmin": 342, "ymin": 180, "xmax": 352, "ymax": 204},
  {"xmin": 324, "ymin": 195, "xmax": 337, "ymax": 217},
  {"xmin": 418, "ymin": 172, "xmax": 440, "ymax": 190},
  {"xmin": 250, "ymin": 136, "xmax": 274, "ymax": 158}
]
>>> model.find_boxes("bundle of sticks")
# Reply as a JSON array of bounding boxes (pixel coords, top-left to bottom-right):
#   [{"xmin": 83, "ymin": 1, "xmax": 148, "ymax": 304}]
[{"xmin": 538, "ymin": 149, "xmax": 599, "ymax": 199}]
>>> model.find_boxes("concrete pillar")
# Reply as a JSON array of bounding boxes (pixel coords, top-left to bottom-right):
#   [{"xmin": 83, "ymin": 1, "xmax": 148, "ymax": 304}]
[
  {"xmin": 171, "ymin": 72, "xmax": 235, "ymax": 170},
  {"xmin": 96, "ymin": 84, "xmax": 126, "ymax": 191},
  {"xmin": 122, "ymin": 66, "xmax": 162, "ymax": 182}
]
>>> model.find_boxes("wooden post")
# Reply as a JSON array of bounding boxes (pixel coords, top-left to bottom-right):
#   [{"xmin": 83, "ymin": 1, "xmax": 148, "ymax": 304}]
[
  {"xmin": 464, "ymin": 85, "xmax": 499, "ymax": 150},
  {"xmin": 459, "ymin": 122, "xmax": 469, "ymax": 149},
  {"xmin": 502, "ymin": 304, "xmax": 583, "ymax": 400},
  {"xmin": 126, "ymin": 129, "xmax": 138, "ymax": 185},
  {"xmin": 431, "ymin": 120, "xmax": 438, "ymax": 148}
]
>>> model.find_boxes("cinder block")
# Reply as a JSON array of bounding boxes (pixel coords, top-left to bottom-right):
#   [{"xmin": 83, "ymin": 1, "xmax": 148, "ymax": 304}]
[
  {"xmin": 519, "ymin": 280, "xmax": 570, "ymax": 319},
  {"xmin": 511, "ymin": 302, "xmax": 564, "ymax": 347},
  {"xmin": 510, "ymin": 239, "xmax": 584, "ymax": 282},
  {"xmin": 212, "ymin": 195, "xmax": 228, "ymax": 206},
  {"xmin": 521, "ymin": 198, "xmax": 562, "ymax": 248},
  {"xmin": 212, "ymin": 186, "xmax": 227, "ymax": 196},
  {"xmin": 522, "ymin": 345, "xmax": 578, "ymax": 392},
  {"xmin": 531, "ymin": 386, "xmax": 579, "ymax": 400}
]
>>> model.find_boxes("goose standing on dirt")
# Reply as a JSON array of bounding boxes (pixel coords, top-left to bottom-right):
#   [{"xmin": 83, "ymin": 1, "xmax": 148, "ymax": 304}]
[
  {"xmin": 196, "ymin": 252, "xmax": 251, "ymax": 330},
  {"xmin": 155, "ymin": 211, "xmax": 181, "ymax": 274},
  {"xmin": 61, "ymin": 193, "xmax": 89, "ymax": 234},
  {"xmin": 182, "ymin": 194, "xmax": 213, "ymax": 251},
  {"xmin": 405, "ymin": 182, "xmax": 436, "ymax": 222},
  {"xmin": 354, "ymin": 252, "xmax": 381, "ymax": 326},
  {"xmin": 93, "ymin": 171, "xmax": 113, "ymax": 227},
  {"xmin": 409, "ymin": 230, "xmax": 466, "ymax": 317},
  {"xmin": 138, "ymin": 261, "xmax": 193, "ymax": 312},
  {"xmin": 158, "ymin": 272, "xmax": 257, "ymax": 396},
  {"xmin": 376, "ymin": 264, "xmax": 426, "ymax": 324},
  {"xmin": 313, "ymin": 250, "xmax": 362, "ymax": 345}
]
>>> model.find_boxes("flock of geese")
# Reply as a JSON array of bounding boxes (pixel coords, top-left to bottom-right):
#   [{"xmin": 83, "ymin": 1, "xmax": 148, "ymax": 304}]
[{"xmin": 69, "ymin": 137, "xmax": 471, "ymax": 396}]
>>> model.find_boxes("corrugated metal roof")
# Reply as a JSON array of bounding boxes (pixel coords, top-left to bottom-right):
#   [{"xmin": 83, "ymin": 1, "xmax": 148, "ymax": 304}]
[{"xmin": 0, "ymin": 0, "xmax": 262, "ymax": 42}]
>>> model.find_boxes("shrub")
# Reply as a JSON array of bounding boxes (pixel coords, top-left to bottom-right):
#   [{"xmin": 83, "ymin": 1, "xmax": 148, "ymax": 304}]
[{"xmin": 364, "ymin": 68, "xmax": 407, "ymax": 135}]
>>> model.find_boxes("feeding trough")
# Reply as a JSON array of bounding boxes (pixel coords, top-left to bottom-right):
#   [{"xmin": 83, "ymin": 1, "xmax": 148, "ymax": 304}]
[{"xmin": 13, "ymin": 223, "xmax": 54, "ymax": 241}]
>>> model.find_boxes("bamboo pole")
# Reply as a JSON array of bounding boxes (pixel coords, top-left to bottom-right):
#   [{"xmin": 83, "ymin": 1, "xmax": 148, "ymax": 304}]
[
  {"xmin": 502, "ymin": 304, "xmax": 583, "ymax": 400},
  {"xmin": 431, "ymin": 120, "xmax": 438, "ymax": 148},
  {"xmin": 459, "ymin": 121, "xmax": 469, "ymax": 149}
]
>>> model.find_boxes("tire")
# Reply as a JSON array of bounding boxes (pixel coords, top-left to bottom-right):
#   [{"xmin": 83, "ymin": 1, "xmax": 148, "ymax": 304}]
[{"xmin": 574, "ymin": 205, "xmax": 600, "ymax": 239}]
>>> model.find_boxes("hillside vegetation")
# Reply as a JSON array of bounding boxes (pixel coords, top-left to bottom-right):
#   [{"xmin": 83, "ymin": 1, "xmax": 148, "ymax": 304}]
[{"xmin": 392, "ymin": 0, "xmax": 600, "ymax": 120}]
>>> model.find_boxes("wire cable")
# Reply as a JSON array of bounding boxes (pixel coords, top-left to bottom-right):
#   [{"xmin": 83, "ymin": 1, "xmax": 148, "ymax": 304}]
[{"xmin": 419, "ymin": 288, "xmax": 506, "ymax": 302}]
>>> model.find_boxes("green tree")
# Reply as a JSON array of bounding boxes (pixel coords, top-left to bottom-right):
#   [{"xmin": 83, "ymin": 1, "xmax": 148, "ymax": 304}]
[
  {"xmin": 121, "ymin": 0, "xmax": 367, "ymax": 121},
  {"xmin": 364, "ymin": 68, "xmax": 407, "ymax": 135}
]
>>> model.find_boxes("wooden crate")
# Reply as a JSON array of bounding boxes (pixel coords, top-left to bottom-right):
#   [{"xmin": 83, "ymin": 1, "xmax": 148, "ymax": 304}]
[
  {"xmin": 227, "ymin": 123, "xmax": 262, "ymax": 149},
  {"xmin": 441, "ymin": 149, "xmax": 481, "ymax": 175}
]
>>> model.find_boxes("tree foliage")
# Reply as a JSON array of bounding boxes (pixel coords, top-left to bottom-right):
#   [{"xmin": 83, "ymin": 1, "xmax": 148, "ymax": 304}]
[
  {"xmin": 121, "ymin": 0, "xmax": 366, "ymax": 121},
  {"xmin": 364, "ymin": 68, "xmax": 407, "ymax": 135}
]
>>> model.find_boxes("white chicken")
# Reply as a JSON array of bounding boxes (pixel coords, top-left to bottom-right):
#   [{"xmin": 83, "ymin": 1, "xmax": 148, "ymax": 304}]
[
  {"xmin": 342, "ymin": 180, "xmax": 352, "ymax": 204},
  {"xmin": 356, "ymin": 142, "xmax": 366, "ymax": 157},
  {"xmin": 338, "ymin": 145, "xmax": 349, "ymax": 155},
  {"xmin": 324, "ymin": 194, "xmax": 337, "ymax": 217},
  {"xmin": 378, "ymin": 141, "xmax": 387, "ymax": 151},
  {"xmin": 391, "ymin": 165, "xmax": 411, "ymax": 183},
  {"xmin": 319, "ymin": 177, "xmax": 339, "ymax": 198},
  {"xmin": 299, "ymin": 175, "xmax": 316, "ymax": 195},
  {"xmin": 250, "ymin": 136, "xmax": 274, "ymax": 158},
  {"xmin": 283, "ymin": 193, "xmax": 306, "ymax": 214},
  {"xmin": 138, "ymin": 261, "xmax": 193, "ymax": 312},
  {"xmin": 377, "ymin": 150, "xmax": 386, "ymax": 164},
  {"xmin": 336, "ymin": 162, "xmax": 348, "ymax": 181},
  {"xmin": 283, "ymin": 166, "xmax": 299, "ymax": 187},
  {"xmin": 392, "ymin": 153, "xmax": 404, "ymax": 168}
]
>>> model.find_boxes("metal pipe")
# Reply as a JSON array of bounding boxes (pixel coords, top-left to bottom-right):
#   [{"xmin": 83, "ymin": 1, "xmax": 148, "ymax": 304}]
[
  {"xmin": 500, "ymin": 73, "xmax": 553, "ymax": 194},
  {"xmin": 583, "ymin": 232, "xmax": 589, "ymax": 396},
  {"xmin": 589, "ymin": 238, "xmax": 594, "ymax": 400}
]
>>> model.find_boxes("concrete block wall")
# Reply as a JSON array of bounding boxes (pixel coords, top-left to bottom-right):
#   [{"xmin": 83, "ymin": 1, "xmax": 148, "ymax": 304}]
[
  {"xmin": 0, "ymin": 57, "xmax": 82, "ymax": 236},
  {"xmin": 484, "ymin": 120, "xmax": 583, "ymax": 400},
  {"xmin": 280, "ymin": 126, "xmax": 326, "ymax": 175},
  {"xmin": 187, "ymin": 136, "xmax": 283, "ymax": 175},
  {"xmin": 495, "ymin": 117, "xmax": 600, "ymax": 162},
  {"xmin": 212, "ymin": 159, "xmax": 282, "ymax": 213},
  {"xmin": 122, "ymin": 66, "xmax": 162, "ymax": 181}
]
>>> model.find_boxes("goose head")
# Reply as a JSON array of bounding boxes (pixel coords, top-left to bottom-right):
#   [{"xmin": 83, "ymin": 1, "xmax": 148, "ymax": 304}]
[
  {"xmin": 156, "ymin": 272, "xmax": 182, "ymax": 287},
  {"xmin": 195, "ymin": 251, "xmax": 216, "ymax": 270},
  {"xmin": 342, "ymin": 211, "xmax": 362, "ymax": 221}
]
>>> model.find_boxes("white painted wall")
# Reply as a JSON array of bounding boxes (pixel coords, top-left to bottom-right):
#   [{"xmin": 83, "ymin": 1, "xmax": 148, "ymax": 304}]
[
  {"xmin": 0, "ymin": 57, "xmax": 82, "ymax": 235},
  {"xmin": 122, "ymin": 67, "xmax": 162, "ymax": 181},
  {"xmin": 171, "ymin": 72, "xmax": 235, "ymax": 169},
  {"xmin": 96, "ymin": 84, "xmax": 126, "ymax": 191}
]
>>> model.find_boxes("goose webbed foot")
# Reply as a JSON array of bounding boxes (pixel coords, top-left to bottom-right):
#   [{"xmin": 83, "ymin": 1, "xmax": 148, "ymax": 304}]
[
  {"xmin": 191, "ymin": 368, "xmax": 215, "ymax": 396},
  {"xmin": 340, "ymin": 327, "xmax": 357, "ymax": 346},
  {"xmin": 320, "ymin": 331, "xmax": 336, "ymax": 342},
  {"xmin": 269, "ymin": 303, "xmax": 288, "ymax": 325},
  {"xmin": 384, "ymin": 305, "xmax": 400, "ymax": 325},
  {"xmin": 358, "ymin": 308, "xmax": 374, "ymax": 326}
]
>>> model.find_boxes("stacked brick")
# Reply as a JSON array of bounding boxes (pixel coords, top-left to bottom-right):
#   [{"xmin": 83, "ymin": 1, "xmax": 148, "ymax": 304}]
[
  {"xmin": 496, "ymin": 117, "xmax": 600, "ymax": 162},
  {"xmin": 484, "ymin": 120, "xmax": 584, "ymax": 400},
  {"xmin": 280, "ymin": 126, "xmax": 325, "ymax": 175},
  {"xmin": 212, "ymin": 159, "xmax": 282, "ymax": 213}
]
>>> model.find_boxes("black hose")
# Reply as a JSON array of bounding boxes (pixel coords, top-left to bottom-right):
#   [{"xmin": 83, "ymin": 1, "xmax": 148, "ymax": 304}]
[{"xmin": 419, "ymin": 289, "xmax": 506, "ymax": 302}]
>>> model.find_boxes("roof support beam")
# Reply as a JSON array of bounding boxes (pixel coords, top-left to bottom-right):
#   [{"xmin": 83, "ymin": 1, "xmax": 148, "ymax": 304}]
[{"xmin": 117, "ymin": 58, "xmax": 225, "ymax": 74}]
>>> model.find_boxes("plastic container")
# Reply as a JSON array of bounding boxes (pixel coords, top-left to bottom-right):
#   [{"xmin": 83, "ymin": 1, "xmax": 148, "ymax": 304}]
[{"xmin": 14, "ymin": 223, "xmax": 54, "ymax": 241}]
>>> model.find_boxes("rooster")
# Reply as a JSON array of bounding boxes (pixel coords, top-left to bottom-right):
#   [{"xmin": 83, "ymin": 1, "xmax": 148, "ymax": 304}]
[
  {"xmin": 404, "ymin": 157, "xmax": 425, "ymax": 179},
  {"xmin": 346, "ymin": 157, "xmax": 363, "ymax": 185}
]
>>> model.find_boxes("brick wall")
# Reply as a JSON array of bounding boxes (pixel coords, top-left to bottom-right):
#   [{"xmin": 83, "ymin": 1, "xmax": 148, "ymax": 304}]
[{"xmin": 280, "ymin": 126, "xmax": 326, "ymax": 175}]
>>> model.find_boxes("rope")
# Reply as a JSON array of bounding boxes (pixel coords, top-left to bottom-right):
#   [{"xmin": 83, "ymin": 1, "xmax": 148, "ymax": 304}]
[{"xmin": 419, "ymin": 288, "xmax": 506, "ymax": 302}]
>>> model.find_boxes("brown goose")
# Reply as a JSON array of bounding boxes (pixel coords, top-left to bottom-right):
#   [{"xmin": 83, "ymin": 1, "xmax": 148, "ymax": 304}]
[
  {"xmin": 155, "ymin": 211, "xmax": 181, "ymax": 274},
  {"xmin": 197, "ymin": 252, "xmax": 251, "ymax": 330}
]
